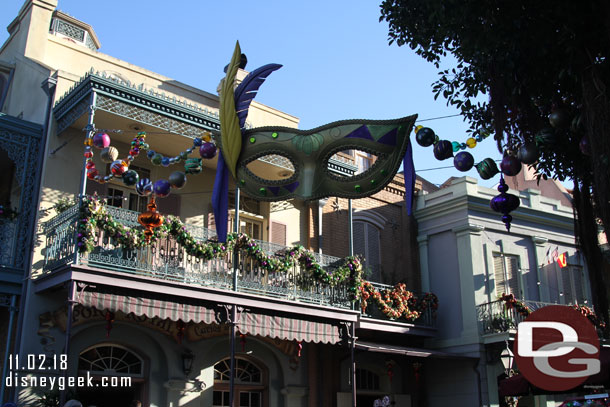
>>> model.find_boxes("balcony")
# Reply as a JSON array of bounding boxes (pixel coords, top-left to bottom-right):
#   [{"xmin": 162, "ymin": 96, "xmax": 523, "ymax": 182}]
[
  {"xmin": 40, "ymin": 203, "xmax": 436, "ymax": 328},
  {"xmin": 476, "ymin": 299, "xmax": 562, "ymax": 336}
]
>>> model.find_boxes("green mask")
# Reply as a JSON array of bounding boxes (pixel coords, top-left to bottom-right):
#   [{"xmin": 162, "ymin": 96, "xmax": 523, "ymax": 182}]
[{"xmin": 236, "ymin": 116, "xmax": 416, "ymax": 201}]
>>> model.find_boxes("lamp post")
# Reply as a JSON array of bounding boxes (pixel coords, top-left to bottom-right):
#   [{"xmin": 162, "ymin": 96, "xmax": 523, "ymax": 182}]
[
  {"xmin": 182, "ymin": 350, "xmax": 194, "ymax": 377},
  {"xmin": 500, "ymin": 341, "xmax": 514, "ymax": 377}
]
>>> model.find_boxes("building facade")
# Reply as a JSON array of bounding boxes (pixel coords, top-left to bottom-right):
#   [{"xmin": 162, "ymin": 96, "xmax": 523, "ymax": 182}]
[{"xmin": 0, "ymin": 1, "xmax": 442, "ymax": 406}]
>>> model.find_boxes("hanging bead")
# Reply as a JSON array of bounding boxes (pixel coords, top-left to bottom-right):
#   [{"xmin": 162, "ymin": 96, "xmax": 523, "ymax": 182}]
[{"xmin": 466, "ymin": 137, "xmax": 477, "ymax": 148}]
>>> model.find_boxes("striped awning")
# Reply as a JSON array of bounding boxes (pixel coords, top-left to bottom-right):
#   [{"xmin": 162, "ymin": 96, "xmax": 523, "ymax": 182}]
[
  {"xmin": 76, "ymin": 289, "xmax": 342, "ymax": 344},
  {"xmin": 76, "ymin": 290, "xmax": 217, "ymax": 324},
  {"xmin": 237, "ymin": 312, "xmax": 342, "ymax": 344}
]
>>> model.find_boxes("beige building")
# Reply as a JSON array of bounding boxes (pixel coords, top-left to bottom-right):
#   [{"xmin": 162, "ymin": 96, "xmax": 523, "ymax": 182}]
[{"xmin": 0, "ymin": 1, "xmax": 440, "ymax": 406}]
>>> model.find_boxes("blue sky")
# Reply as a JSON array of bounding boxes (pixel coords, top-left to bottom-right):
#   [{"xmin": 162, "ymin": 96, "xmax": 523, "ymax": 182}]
[{"xmin": 1, "ymin": 0, "xmax": 503, "ymax": 187}]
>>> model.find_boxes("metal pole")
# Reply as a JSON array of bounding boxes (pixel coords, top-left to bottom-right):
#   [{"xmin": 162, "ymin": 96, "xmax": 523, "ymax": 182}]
[
  {"xmin": 229, "ymin": 187, "xmax": 240, "ymax": 407},
  {"xmin": 59, "ymin": 281, "xmax": 77, "ymax": 407},
  {"xmin": 0, "ymin": 295, "xmax": 17, "ymax": 403},
  {"xmin": 351, "ymin": 322, "xmax": 357, "ymax": 407},
  {"xmin": 74, "ymin": 92, "xmax": 97, "ymax": 265},
  {"xmin": 348, "ymin": 199, "xmax": 353, "ymax": 256}
]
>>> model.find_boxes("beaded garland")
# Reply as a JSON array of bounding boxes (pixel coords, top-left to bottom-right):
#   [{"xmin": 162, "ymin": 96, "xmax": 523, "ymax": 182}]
[{"xmin": 83, "ymin": 130, "xmax": 216, "ymax": 198}]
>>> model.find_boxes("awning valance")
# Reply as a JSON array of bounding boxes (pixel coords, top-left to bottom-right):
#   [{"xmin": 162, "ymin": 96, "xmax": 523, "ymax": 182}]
[
  {"xmin": 237, "ymin": 312, "xmax": 342, "ymax": 344},
  {"xmin": 355, "ymin": 341, "xmax": 478, "ymax": 360},
  {"xmin": 76, "ymin": 290, "xmax": 217, "ymax": 324},
  {"xmin": 76, "ymin": 288, "xmax": 342, "ymax": 344}
]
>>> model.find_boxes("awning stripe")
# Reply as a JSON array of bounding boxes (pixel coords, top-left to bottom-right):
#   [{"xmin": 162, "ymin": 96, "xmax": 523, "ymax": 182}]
[
  {"xmin": 77, "ymin": 290, "xmax": 217, "ymax": 324},
  {"xmin": 237, "ymin": 312, "xmax": 342, "ymax": 344}
]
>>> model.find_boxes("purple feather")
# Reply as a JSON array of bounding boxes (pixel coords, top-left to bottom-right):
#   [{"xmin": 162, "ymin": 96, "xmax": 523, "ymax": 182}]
[{"xmin": 234, "ymin": 63, "xmax": 282, "ymax": 130}]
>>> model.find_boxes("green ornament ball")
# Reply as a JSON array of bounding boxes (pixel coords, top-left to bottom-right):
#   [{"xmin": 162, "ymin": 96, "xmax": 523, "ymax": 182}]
[
  {"xmin": 475, "ymin": 158, "xmax": 499, "ymax": 180},
  {"xmin": 151, "ymin": 153, "xmax": 164, "ymax": 166},
  {"xmin": 416, "ymin": 127, "xmax": 436, "ymax": 147},
  {"xmin": 122, "ymin": 170, "xmax": 139, "ymax": 186}
]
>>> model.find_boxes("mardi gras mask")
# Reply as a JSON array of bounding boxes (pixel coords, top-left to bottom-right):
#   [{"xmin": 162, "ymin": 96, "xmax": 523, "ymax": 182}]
[
  {"xmin": 236, "ymin": 116, "xmax": 415, "ymax": 201},
  {"xmin": 213, "ymin": 42, "xmax": 417, "ymax": 241}
]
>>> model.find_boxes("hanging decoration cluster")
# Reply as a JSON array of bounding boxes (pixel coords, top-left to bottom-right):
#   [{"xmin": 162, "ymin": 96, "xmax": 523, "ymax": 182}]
[
  {"xmin": 83, "ymin": 130, "xmax": 216, "ymax": 199},
  {"xmin": 76, "ymin": 195, "xmax": 438, "ymax": 322},
  {"xmin": 414, "ymin": 125, "xmax": 523, "ymax": 231}
]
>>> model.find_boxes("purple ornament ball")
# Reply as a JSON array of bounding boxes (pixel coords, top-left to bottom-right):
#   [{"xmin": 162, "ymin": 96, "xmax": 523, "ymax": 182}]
[
  {"xmin": 154, "ymin": 179, "xmax": 171, "ymax": 197},
  {"xmin": 500, "ymin": 155, "xmax": 522, "ymax": 176},
  {"xmin": 453, "ymin": 151, "xmax": 474, "ymax": 172},
  {"xmin": 199, "ymin": 142, "xmax": 217, "ymax": 159},
  {"xmin": 92, "ymin": 132, "xmax": 111, "ymax": 149}
]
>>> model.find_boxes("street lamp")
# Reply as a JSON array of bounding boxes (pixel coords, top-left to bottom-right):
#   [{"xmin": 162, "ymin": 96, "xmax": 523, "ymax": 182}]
[
  {"xmin": 500, "ymin": 341, "xmax": 514, "ymax": 377},
  {"xmin": 182, "ymin": 350, "xmax": 194, "ymax": 377}
]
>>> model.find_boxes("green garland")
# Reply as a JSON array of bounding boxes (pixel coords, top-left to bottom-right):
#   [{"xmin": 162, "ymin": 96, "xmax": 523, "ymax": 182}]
[{"xmin": 75, "ymin": 195, "xmax": 438, "ymax": 321}]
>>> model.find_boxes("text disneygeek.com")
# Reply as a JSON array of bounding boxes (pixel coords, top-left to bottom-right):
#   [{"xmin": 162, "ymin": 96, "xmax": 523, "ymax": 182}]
[{"xmin": 4, "ymin": 354, "xmax": 131, "ymax": 390}]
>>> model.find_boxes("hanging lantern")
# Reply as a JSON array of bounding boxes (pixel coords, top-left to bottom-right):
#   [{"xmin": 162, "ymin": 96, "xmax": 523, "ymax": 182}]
[
  {"xmin": 415, "ymin": 127, "xmax": 436, "ymax": 147},
  {"xmin": 240, "ymin": 333, "xmax": 247, "ymax": 352},
  {"xmin": 490, "ymin": 175, "xmax": 520, "ymax": 232},
  {"xmin": 517, "ymin": 143, "xmax": 539, "ymax": 164},
  {"xmin": 453, "ymin": 151, "xmax": 474, "ymax": 172},
  {"xmin": 433, "ymin": 140, "xmax": 453, "ymax": 161},
  {"xmin": 500, "ymin": 154, "xmax": 522, "ymax": 176},
  {"xmin": 475, "ymin": 158, "xmax": 499, "ymax": 180},
  {"xmin": 137, "ymin": 197, "xmax": 164, "ymax": 241}
]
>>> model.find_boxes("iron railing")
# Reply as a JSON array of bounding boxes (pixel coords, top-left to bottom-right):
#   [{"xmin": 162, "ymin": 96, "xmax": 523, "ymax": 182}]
[
  {"xmin": 41, "ymin": 204, "xmax": 435, "ymax": 326},
  {"xmin": 41, "ymin": 205, "xmax": 351, "ymax": 309},
  {"xmin": 476, "ymin": 299, "xmax": 559, "ymax": 335}
]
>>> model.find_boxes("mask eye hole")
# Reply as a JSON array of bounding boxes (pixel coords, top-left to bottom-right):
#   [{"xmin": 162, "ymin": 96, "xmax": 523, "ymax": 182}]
[
  {"xmin": 244, "ymin": 154, "xmax": 297, "ymax": 183},
  {"xmin": 327, "ymin": 149, "xmax": 380, "ymax": 180}
]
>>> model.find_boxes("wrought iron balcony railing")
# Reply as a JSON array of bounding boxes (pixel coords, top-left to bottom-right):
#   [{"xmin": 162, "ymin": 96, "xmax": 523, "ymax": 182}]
[
  {"xmin": 41, "ymin": 204, "xmax": 436, "ymax": 327},
  {"xmin": 476, "ymin": 299, "xmax": 559, "ymax": 335},
  {"xmin": 41, "ymin": 204, "xmax": 350, "ymax": 308}
]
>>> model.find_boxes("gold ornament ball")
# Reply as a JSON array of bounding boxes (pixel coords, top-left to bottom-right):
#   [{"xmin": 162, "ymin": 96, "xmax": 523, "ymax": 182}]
[{"xmin": 466, "ymin": 137, "xmax": 477, "ymax": 148}]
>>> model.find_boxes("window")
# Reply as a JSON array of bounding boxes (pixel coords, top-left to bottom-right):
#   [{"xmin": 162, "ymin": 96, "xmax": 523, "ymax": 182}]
[
  {"xmin": 356, "ymin": 368, "xmax": 380, "ymax": 391},
  {"xmin": 493, "ymin": 253, "xmax": 521, "ymax": 298},
  {"xmin": 78, "ymin": 344, "xmax": 143, "ymax": 376},
  {"xmin": 213, "ymin": 358, "xmax": 266, "ymax": 407},
  {"xmin": 229, "ymin": 217, "xmax": 263, "ymax": 240},
  {"xmin": 561, "ymin": 265, "xmax": 586, "ymax": 305},
  {"xmin": 354, "ymin": 221, "xmax": 381, "ymax": 281},
  {"xmin": 355, "ymin": 152, "xmax": 373, "ymax": 175}
]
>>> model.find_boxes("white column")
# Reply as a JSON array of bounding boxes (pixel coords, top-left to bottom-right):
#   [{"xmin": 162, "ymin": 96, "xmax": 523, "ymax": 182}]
[
  {"xmin": 417, "ymin": 234, "xmax": 430, "ymax": 292},
  {"xmin": 453, "ymin": 224, "xmax": 485, "ymax": 339}
]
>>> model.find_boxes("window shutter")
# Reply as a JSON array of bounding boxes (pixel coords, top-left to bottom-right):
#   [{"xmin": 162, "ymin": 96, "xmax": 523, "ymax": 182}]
[
  {"xmin": 353, "ymin": 222, "xmax": 366, "ymax": 260},
  {"xmin": 366, "ymin": 223, "xmax": 381, "ymax": 280},
  {"xmin": 505, "ymin": 255, "xmax": 520, "ymax": 298},
  {"xmin": 493, "ymin": 254, "xmax": 508, "ymax": 297},
  {"xmin": 270, "ymin": 221, "xmax": 286, "ymax": 246},
  {"xmin": 572, "ymin": 266, "xmax": 585, "ymax": 304}
]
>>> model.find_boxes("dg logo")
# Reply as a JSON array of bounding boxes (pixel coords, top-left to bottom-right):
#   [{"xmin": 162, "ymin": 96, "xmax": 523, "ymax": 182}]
[{"xmin": 514, "ymin": 305, "xmax": 600, "ymax": 391}]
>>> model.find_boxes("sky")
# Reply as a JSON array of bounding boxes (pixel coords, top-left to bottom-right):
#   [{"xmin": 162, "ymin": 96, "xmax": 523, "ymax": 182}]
[{"xmin": 0, "ymin": 0, "xmax": 503, "ymax": 188}]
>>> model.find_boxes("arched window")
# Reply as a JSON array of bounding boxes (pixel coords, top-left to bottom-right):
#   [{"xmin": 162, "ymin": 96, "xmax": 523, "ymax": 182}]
[
  {"xmin": 213, "ymin": 357, "xmax": 267, "ymax": 407},
  {"xmin": 78, "ymin": 344, "xmax": 143, "ymax": 376},
  {"xmin": 77, "ymin": 344, "xmax": 146, "ymax": 406},
  {"xmin": 353, "ymin": 221, "xmax": 381, "ymax": 281}
]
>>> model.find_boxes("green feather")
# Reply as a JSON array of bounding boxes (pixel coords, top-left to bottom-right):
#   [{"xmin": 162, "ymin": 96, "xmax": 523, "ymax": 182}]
[{"xmin": 219, "ymin": 42, "xmax": 243, "ymax": 178}]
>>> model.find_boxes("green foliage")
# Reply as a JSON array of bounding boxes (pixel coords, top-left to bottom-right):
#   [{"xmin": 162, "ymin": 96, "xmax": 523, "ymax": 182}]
[
  {"xmin": 54, "ymin": 197, "xmax": 77, "ymax": 214},
  {"xmin": 379, "ymin": 0, "xmax": 610, "ymax": 183}
]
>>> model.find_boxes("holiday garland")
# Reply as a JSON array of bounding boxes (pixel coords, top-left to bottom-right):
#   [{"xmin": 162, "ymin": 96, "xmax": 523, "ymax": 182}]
[
  {"xmin": 500, "ymin": 293, "xmax": 606, "ymax": 329},
  {"xmin": 75, "ymin": 195, "xmax": 438, "ymax": 322}
]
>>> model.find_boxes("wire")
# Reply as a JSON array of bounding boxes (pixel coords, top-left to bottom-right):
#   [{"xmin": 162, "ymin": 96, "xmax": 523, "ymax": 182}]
[{"xmin": 416, "ymin": 113, "xmax": 462, "ymax": 123}]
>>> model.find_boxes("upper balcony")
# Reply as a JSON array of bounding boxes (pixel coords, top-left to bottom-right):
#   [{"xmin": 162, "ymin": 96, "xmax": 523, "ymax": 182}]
[{"xmin": 37, "ymin": 201, "xmax": 437, "ymax": 332}]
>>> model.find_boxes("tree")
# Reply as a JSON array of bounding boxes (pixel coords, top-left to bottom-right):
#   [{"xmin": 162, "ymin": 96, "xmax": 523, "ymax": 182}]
[{"xmin": 379, "ymin": 0, "xmax": 610, "ymax": 332}]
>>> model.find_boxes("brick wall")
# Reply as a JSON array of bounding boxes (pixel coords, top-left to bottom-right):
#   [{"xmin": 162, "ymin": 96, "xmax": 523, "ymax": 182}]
[{"xmin": 309, "ymin": 175, "xmax": 422, "ymax": 291}]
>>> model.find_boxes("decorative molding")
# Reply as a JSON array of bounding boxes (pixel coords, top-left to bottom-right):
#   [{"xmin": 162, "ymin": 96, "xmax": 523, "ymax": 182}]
[
  {"xmin": 453, "ymin": 223, "xmax": 485, "ymax": 235},
  {"xmin": 531, "ymin": 236, "xmax": 548, "ymax": 245}
]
